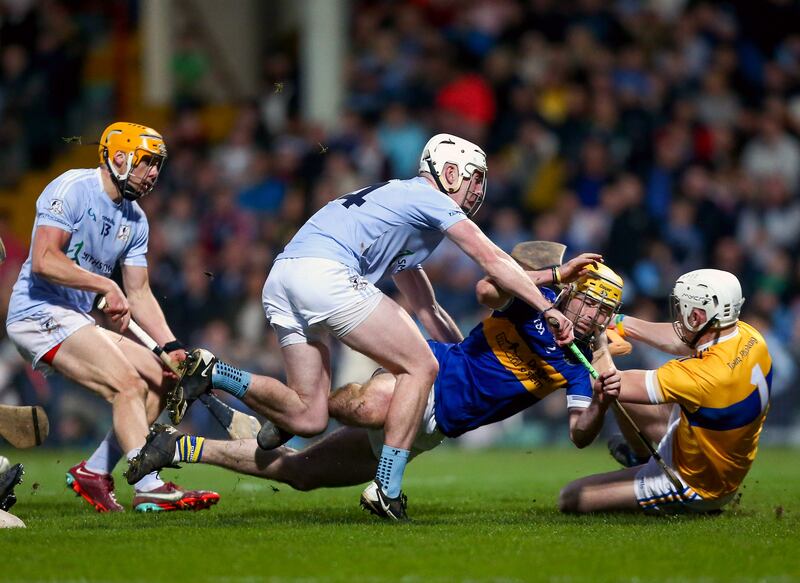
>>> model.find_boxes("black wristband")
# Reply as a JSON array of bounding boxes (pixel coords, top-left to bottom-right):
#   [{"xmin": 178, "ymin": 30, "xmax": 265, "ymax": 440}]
[{"xmin": 163, "ymin": 340, "xmax": 185, "ymax": 353}]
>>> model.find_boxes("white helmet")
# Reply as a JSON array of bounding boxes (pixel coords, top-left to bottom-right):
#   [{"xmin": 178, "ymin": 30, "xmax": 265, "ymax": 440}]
[
  {"xmin": 419, "ymin": 133, "xmax": 488, "ymax": 217},
  {"xmin": 670, "ymin": 269, "xmax": 744, "ymax": 346}
]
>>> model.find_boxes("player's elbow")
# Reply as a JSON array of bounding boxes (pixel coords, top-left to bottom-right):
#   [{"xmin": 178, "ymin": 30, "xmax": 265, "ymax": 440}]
[
  {"xmin": 475, "ymin": 278, "xmax": 502, "ymax": 307},
  {"xmin": 569, "ymin": 430, "xmax": 592, "ymax": 449},
  {"xmin": 31, "ymin": 252, "xmax": 49, "ymax": 276}
]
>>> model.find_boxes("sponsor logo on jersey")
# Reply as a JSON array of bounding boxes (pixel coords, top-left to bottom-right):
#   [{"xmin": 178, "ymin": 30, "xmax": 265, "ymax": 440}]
[
  {"xmin": 391, "ymin": 249, "xmax": 414, "ymax": 272},
  {"xmin": 79, "ymin": 251, "xmax": 114, "ymax": 275}
]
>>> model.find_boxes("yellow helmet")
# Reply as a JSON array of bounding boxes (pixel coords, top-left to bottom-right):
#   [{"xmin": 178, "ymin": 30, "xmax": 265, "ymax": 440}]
[
  {"xmin": 559, "ymin": 262, "xmax": 624, "ymax": 340},
  {"xmin": 574, "ymin": 263, "xmax": 624, "ymax": 311},
  {"xmin": 98, "ymin": 122, "xmax": 167, "ymax": 200}
]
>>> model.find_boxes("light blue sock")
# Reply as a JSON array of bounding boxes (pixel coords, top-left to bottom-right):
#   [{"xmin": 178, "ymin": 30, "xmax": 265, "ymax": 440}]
[
  {"xmin": 375, "ymin": 444, "xmax": 410, "ymax": 498},
  {"xmin": 211, "ymin": 361, "xmax": 251, "ymax": 399}
]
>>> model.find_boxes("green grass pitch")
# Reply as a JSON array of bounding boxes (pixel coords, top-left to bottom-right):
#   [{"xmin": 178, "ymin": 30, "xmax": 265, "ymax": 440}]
[{"xmin": 1, "ymin": 445, "xmax": 798, "ymax": 582}]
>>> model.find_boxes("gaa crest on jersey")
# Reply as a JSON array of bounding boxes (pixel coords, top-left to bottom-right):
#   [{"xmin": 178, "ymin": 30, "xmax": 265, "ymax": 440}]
[
  {"xmin": 49, "ymin": 200, "xmax": 64, "ymax": 215},
  {"xmin": 117, "ymin": 225, "xmax": 131, "ymax": 241}
]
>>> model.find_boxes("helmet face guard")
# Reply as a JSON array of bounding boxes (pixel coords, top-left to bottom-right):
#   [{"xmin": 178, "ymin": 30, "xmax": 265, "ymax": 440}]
[
  {"xmin": 557, "ymin": 263, "xmax": 624, "ymax": 341},
  {"xmin": 99, "ymin": 122, "xmax": 167, "ymax": 201}
]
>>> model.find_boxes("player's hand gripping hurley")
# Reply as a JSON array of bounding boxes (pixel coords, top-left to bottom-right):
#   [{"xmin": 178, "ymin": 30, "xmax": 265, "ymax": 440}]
[
  {"xmin": 547, "ymin": 316, "xmax": 685, "ymax": 492},
  {"xmin": 97, "ymin": 297, "xmax": 259, "ymax": 440}
]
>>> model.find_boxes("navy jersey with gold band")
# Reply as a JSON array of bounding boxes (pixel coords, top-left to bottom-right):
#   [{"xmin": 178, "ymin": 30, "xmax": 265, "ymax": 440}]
[{"xmin": 431, "ymin": 288, "xmax": 593, "ymax": 438}]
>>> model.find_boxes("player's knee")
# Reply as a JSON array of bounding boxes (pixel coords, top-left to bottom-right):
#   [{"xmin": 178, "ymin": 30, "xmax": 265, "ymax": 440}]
[
  {"xmin": 413, "ymin": 352, "xmax": 439, "ymax": 383},
  {"xmin": 111, "ymin": 373, "xmax": 149, "ymax": 403},
  {"xmin": 558, "ymin": 482, "xmax": 581, "ymax": 513},
  {"xmin": 290, "ymin": 413, "xmax": 329, "ymax": 437}
]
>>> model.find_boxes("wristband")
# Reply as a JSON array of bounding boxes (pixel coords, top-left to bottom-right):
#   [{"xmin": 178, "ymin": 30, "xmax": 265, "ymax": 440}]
[
  {"xmin": 163, "ymin": 339, "xmax": 185, "ymax": 353},
  {"xmin": 613, "ymin": 314, "xmax": 626, "ymax": 337},
  {"xmin": 542, "ymin": 305, "xmax": 556, "ymax": 315},
  {"xmin": 550, "ymin": 265, "xmax": 562, "ymax": 285}
]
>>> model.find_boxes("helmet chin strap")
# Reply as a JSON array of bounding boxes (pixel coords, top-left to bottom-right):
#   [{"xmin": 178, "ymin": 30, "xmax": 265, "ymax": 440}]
[
  {"xmin": 684, "ymin": 315, "xmax": 719, "ymax": 349},
  {"xmin": 426, "ymin": 158, "xmax": 450, "ymax": 195}
]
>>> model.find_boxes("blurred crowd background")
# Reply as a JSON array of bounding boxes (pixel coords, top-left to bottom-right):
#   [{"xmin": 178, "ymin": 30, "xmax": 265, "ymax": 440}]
[{"xmin": 2, "ymin": 0, "xmax": 800, "ymax": 448}]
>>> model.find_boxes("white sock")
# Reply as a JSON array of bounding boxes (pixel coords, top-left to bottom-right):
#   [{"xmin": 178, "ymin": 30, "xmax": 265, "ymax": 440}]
[
  {"xmin": 126, "ymin": 448, "xmax": 165, "ymax": 493},
  {"xmin": 86, "ymin": 430, "xmax": 123, "ymax": 475}
]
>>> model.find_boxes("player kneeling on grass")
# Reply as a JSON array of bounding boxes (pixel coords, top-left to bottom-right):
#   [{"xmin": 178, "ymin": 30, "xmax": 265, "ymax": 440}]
[
  {"xmin": 559, "ymin": 269, "xmax": 772, "ymax": 515},
  {"xmin": 127, "ymin": 257, "xmax": 627, "ymax": 519},
  {"xmin": 4, "ymin": 122, "xmax": 218, "ymax": 513}
]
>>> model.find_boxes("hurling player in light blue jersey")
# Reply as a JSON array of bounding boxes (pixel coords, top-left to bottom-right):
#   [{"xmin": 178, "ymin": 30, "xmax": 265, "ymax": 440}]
[
  {"xmin": 5, "ymin": 122, "xmax": 218, "ymax": 513},
  {"xmin": 164, "ymin": 134, "xmax": 585, "ymax": 520},
  {"xmin": 130, "ymin": 255, "xmax": 624, "ymax": 516}
]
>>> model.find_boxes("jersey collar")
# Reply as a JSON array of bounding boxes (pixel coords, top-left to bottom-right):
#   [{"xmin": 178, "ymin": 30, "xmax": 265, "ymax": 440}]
[{"xmin": 695, "ymin": 325, "xmax": 739, "ymax": 352}]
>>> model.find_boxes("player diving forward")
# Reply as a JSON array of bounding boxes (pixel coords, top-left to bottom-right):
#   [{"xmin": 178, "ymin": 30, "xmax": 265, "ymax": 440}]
[
  {"xmin": 4, "ymin": 122, "xmax": 218, "ymax": 512},
  {"xmin": 161, "ymin": 134, "xmax": 579, "ymax": 519},
  {"xmin": 560, "ymin": 269, "xmax": 772, "ymax": 515},
  {"xmin": 128, "ymin": 261, "xmax": 626, "ymax": 519}
]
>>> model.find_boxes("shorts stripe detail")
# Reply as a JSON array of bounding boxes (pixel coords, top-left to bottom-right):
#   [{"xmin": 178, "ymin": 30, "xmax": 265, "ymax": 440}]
[
  {"xmin": 40, "ymin": 341, "xmax": 63, "ymax": 365},
  {"xmin": 637, "ymin": 486, "xmax": 700, "ymax": 509}
]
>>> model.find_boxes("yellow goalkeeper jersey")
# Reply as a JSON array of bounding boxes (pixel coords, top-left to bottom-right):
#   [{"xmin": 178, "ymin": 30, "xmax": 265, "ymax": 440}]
[{"xmin": 646, "ymin": 321, "xmax": 772, "ymax": 499}]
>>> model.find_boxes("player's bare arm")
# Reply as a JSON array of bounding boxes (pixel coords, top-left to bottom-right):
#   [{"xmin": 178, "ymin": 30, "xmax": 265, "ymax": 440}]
[
  {"xmin": 444, "ymin": 220, "xmax": 574, "ymax": 344},
  {"xmin": 614, "ymin": 316, "xmax": 692, "ymax": 356},
  {"xmin": 568, "ymin": 369, "xmax": 621, "ymax": 448},
  {"xmin": 591, "ymin": 332, "xmax": 652, "ymax": 405},
  {"xmin": 122, "ymin": 264, "xmax": 185, "ymax": 364},
  {"xmin": 31, "ymin": 225, "xmax": 130, "ymax": 328},
  {"xmin": 392, "ymin": 268, "xmax": 463, "ymax": 343},
  {"xmin": 476, "ymin": 252, "xmax": 603, "ymax": 310}
]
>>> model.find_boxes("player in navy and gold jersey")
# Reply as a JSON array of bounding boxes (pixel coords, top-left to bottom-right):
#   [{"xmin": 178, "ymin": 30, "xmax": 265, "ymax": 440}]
[
  {"xmin": 125, "ymin": 257, "xmax": 628, "ymax": 511},
  {"xmin": 560, "ymin": 269, "xmax": 772, "ymax": 515}
]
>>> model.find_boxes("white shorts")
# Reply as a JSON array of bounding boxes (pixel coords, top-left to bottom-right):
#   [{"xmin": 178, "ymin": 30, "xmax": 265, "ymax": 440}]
[
  {"xmin": 634, "ymin": 407, "xmax": 735, "ymax": 515},
  {"xmin": 6, "ymin": 305, "xmax": 95, "ymax": 373},
  {"xmin": 367, "ymin": 385, "xmax": 445, "ymax": 459},
  {"xmin": 263, "ymin": 258, "xmax": 383, "ymax": 347}
]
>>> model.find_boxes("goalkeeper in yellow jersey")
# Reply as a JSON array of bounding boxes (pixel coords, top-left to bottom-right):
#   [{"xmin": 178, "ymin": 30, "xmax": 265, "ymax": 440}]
[{"xmin": 560, "ymin": 269, "xmax": 772, "ymax": 515}]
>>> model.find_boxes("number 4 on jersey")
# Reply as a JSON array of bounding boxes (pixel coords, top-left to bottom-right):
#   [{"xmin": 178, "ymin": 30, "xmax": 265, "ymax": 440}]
[{"xmin": 338, "ymin": 182, "xmax": 388, "ymax": 208}]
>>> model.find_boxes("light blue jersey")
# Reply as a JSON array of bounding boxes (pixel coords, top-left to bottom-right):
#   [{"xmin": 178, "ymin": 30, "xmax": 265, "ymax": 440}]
[
  {"xmin": 7, "ymin": 168, "xmax": 149, "ymax": 324},
  {"xmin": 276, "ymin": 177, "xmax": 468, "ymax": 283}
]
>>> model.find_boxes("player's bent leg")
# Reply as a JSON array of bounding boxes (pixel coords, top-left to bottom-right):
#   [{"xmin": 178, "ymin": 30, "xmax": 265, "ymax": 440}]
[
  {"xmin": 338, "ymin": 297, "xmax": 438, "ymax": 518},
  {"xmin": 249, "ymin": 340, "xmax": 332, "ymax": 436},
  {"xmin": 339, "ymin": 297, "xmax": 438, "ymax": 450},
  {"xmin": 53, "ymin": 325, "xmax": 150, "ymax": 452},
  {"xmin": 100, "ymin": 330, "xmax": 173, "ymax": 421},
  {"xmin": 559, "ymin": 467, "xmax": 640, "ymax": 513},
  {"xmin": 131, "ymin": 426, "xmax": 378, "ymax": 492},
  {"xmin": 173, "ymin": 342, "xmax": 332, "ymax": 438}
]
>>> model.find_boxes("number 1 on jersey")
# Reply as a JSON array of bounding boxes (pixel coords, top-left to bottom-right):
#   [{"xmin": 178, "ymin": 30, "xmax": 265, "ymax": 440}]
[{"xmin": 750, "ymin": 363, "xmax": 771, "ymax": 415}]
